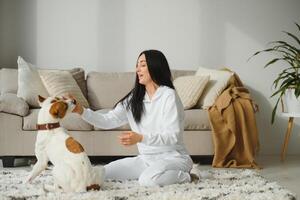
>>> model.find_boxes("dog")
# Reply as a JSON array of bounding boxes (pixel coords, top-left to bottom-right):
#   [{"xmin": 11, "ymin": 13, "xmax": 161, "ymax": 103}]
[{"xmin": 26, "ymin": 95, "xmax": 105, "ymax": 192}]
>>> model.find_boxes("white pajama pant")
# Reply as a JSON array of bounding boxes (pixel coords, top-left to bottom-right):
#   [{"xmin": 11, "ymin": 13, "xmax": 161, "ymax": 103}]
[{"xmin": 104, "ymin": 151, "xmax": 193, "ymax": 187}]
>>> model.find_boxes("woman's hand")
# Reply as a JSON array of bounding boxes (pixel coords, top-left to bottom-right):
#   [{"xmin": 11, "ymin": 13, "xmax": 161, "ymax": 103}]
[
  {"xmin": 66, "ymin": 94, "xmax": 84, "ymax": 115},
  {"xmin": 118, "ymin": 131, "xmax": 143, "ymax": 146}
]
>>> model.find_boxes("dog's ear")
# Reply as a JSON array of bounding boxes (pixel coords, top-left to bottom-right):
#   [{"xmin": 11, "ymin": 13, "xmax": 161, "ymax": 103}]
[
  {"xmin": 38, "ymin": 95, "xmax": 46, "ymax": 106},
  {"xmin": 50, "ymin": 102, "xmax": 68, "ymax": 119}
]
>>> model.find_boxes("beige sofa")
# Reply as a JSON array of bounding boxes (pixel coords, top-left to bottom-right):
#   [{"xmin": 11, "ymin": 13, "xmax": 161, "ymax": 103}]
[{"xmin": 0, "ymin": 68, "xmax": 213, "ymax": 167}]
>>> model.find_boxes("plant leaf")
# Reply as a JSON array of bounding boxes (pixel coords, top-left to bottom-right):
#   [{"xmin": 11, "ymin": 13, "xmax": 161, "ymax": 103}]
[
  {"xmin": 264, "ymin": 58, "xmax": 281, "ymax": 68},
  {"xmin": 264, "ymin": 57, "xmax": 294, "ymax": 68},
  {"xmin": 247, "ymin": 48, "xmax": 276, "ymax": 61},
  {"xmin": 283, "ymin": 31, "xmax": 300, "ymax": 45},
  {"xmin": 271, "ymin": 78, "xmax": 294, "ymax": 98},
  {"xmin": 295, "ymin": 86, "xmax": 300, "ymax": 97},
  {"xmin": 295, "ymin": 22, "xmax": 300, "ymax": 33},
  {"xmin": 274, "ymin": 45, "xmax": 298, "ymax": 57},
  {"xmin": 269, "ymin": 41, "xmax": 300, "ymax": 53},
  {"xmin": 271, "ymin": 91, "xmax": 285, "ymax": 124}
]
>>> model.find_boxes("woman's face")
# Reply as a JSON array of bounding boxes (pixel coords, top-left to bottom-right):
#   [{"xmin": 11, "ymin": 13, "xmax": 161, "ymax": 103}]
[{"xmin": 136, "ymin": 54, "xmax": 153, "ymax": 85}]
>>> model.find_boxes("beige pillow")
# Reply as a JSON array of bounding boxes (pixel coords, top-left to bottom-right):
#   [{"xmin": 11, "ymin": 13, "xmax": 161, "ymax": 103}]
[
  {"xmin": 39, "ymin": 68, "xmax": 87, "ymax": 98},
  {"xmin": 0, "ymin": 93, "xmax": 29, "ymax": 116},
  {"xmin": 195, "ymin": 67, "xmax": 233, "ymax": 109},
  {"xmin": 40, "ymin": 71, "xmax": 89, "ymax": 108},
  {"xmin": 17, "ymin": 57, "xmax": 49, "ymax": 108},
  {"xmin": 68, "ymin": 68, "xmax": 87, "ymax": 98},
  {"xmin": 173, "ymin": 75, "xmax": 210, "ymax": 110}
]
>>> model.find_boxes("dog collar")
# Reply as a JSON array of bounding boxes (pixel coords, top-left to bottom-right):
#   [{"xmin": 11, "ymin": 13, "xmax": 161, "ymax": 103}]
[{"xmin": 36, "ymin": 122, "xmax": 60, "ymax": 130}]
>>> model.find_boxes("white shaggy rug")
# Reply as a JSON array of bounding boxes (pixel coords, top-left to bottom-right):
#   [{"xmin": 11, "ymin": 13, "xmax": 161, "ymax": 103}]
[{"xmin": 0, "ymin": 165, "xmax": 296, "ymax": 200}]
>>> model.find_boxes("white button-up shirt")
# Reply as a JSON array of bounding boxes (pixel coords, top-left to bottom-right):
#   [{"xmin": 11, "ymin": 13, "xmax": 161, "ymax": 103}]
[{"xmin": 81, "ymin": 86, "xmax": 188, "ymax": 155}]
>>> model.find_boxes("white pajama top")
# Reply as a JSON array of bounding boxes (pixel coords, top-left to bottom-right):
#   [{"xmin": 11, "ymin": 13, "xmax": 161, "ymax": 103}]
[{"xmin": 81, "ymin": 86, "xmax": 188, "ymax": 155}]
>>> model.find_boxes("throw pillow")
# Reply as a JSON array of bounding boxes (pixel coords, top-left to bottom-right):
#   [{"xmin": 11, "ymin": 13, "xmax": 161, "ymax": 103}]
[
  {"xmin": 40, "ymin": 71, "xmax": 89, "ymax": 108},
  {"xmin": 17, "ymin": 57, "xmax": 49, "ymax": 108},
  {"xmin": 173, "ymin": 75, "xmax": 210, "ymax": 109},
  {"xmin": 39, "ymin": 68, "xmax": 87, "ymax": 98},
  {"xmin": 0, "ymin": 93, "xmax": 29, "ymax": 116},
  {"xmin": 195, "ymin": 67, "xmax": 233, "ymax": 109},
  {"xmin": 68, "ymin": 68, "xmax": 87, "ymax": 98}
]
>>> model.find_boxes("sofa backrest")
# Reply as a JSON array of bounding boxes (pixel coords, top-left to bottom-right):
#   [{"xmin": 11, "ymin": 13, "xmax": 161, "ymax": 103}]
[
  {"xmin": 87, "ymin": 69, "xmax": 196, "ymax": 110},
  {"xmin": 87, "ymin": 72, "xmax": 135, "ymax": 110},
  {"xmin": 0, "ymin": 68, "xmax": 18, "ymax": 95},
  {"xmin": 0, "ymin": 69, "xmax": 1, "ymax": 92},
  {"xmin": 171, "ymin": 69, "xmax": 195, "ymax": 80},
  {"xmin": 0, "ymin": 68, "xmax": 196, "ymax": 110}
]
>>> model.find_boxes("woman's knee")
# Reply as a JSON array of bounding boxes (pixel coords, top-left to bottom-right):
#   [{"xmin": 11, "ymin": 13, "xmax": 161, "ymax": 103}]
[{"xmin": 139, "ymin": 170, "xmax": 191, "ymax": 187}]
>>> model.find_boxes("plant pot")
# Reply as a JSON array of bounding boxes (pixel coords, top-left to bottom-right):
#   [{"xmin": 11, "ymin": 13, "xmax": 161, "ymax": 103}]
[{"xmin": 283, "ymin": 88, "xmax": 300, "ymax": 113}]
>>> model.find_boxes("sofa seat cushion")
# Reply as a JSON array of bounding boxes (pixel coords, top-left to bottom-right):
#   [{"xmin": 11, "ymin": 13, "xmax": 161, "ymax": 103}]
[
  {"xmin": 184, "ymin": 109, "xmax": 211, "ymax": 130},
  {"xmin": 93, "ymin": 108, "xmax": 211, "ymax": 131},
  {"xmin": 23, "ymin": 109, "xmax": 93, "ymax": 131}
]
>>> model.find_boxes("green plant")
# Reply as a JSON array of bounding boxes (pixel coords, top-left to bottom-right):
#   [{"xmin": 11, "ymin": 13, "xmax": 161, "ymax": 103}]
[{"xmin": 249, "ymin": 23, "xmax": 300, "ymax": 124}]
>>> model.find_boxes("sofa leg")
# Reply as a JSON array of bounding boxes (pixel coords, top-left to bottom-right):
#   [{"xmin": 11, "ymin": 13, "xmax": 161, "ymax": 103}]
[{"xmin": 2, "ymin": 156, "xmax": 15, "ymax": 168}]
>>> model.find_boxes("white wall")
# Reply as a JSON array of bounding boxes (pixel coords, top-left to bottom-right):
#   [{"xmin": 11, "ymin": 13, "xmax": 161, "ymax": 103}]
[{"xmin": 1, "ymin": 0, "xmax": 300, "ymax": 155}]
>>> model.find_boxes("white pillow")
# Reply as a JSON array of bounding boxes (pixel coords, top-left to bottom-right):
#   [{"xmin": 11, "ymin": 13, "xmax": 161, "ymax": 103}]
[
  {"xmin": 17, "ymin": 57, "xmax": 49, "ymax": 108},
  {"xmin": 40, "ymin": 71, "xmax": 89, "ymax": 108},
  {"xmin": 174, "ymin": 75, "xmax": 210, "ymax": 110},
  {"xmin": 195, "ymin": 67, "xmax": 233, "ymax": 109}
]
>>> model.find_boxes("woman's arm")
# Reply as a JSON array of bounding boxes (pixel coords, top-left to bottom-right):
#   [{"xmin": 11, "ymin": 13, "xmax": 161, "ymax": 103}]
[{"xmin": 73, "ymin": 101, "xmax": 128, "ymax": 129}]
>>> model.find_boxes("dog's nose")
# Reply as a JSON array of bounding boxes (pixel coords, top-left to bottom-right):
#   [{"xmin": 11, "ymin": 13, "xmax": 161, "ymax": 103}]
[{"xmin": 72, "ymin": 99, "xmax": 77, "ymax": 105}]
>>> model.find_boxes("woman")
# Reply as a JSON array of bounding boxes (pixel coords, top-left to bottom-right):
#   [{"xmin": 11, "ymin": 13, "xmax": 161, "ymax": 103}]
[{"xmin": 72, "ymin": 50, "xmax": 194, "ymax": 186}]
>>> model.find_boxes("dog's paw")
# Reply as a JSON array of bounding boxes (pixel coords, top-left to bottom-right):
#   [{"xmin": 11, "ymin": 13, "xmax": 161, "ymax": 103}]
[
  {"xmin": 43, "ymin": 184, "xmax": 55, "ymax": 193},
  {"xmin": 24, "ymin": 176, "xmax": 32, "ymax": 184}
]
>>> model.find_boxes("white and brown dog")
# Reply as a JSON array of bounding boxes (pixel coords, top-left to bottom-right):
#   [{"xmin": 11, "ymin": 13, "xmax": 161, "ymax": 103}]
[{"xmin": 26, "ymin": 95, "xmax": 105, "ymax": 192}]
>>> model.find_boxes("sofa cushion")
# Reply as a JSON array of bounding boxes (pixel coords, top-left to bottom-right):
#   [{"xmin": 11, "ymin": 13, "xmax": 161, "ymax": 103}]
[
  {"xmin": 174, "ymin": 75, "xmax": 210, "ymax": 109},
  {"xmin": 17, "ymin": 57, "xmax": 49, "ymax": 108},
  {"xmin": 69, "ymin": 68, "xmax": 87, "ymax": 98},
  {"xmin": 184, "ymin": 109, "xmax": 211, "ymax": 130},
  {"xmin": 40, "ymin": 70, "xmax": 89, "ymax": 108},
  {"xmin": 0, "ymin": 67, "xmax": 86, "ymax": 97},
  {"xmin": 195, "ymin": 67, "xmax": 233, "ymax": 109},
  {"xmin": 87, "ymin": 72, "xmax": 135, "ymax": 110},
  {"xmin": 93, "ymin": 108, "xmax": 211, "ymax": 131},
  {"xmin": 1, "ymin": 68, "xmax": 18, "ymax": 95},
  {"xmin": 16, "ymin": 56, "xmax": 88, "ymax": 108},
  {"xmin": 87, "ymin": 70, "xmax": 196, "ymax": 110},
  {"xmin": 171, "ymin": 69, "xmax": 195, "ymax": 80},
  {"xmin": 0, "ymin": 93, "xmax": 29, "ymax": 116},
  {"xmin": 39, "ymin": 68, "xmax": 87, "ymax": 98},
  {"xmin": 23, "ymin": 109, "xmax": 93, "ymax": 131}
]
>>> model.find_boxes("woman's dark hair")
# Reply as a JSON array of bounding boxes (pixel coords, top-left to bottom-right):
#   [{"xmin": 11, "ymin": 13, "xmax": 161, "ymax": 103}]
[{"xmin": 115, "ymin": 49, "xmax": 174, "ymax": 123}]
